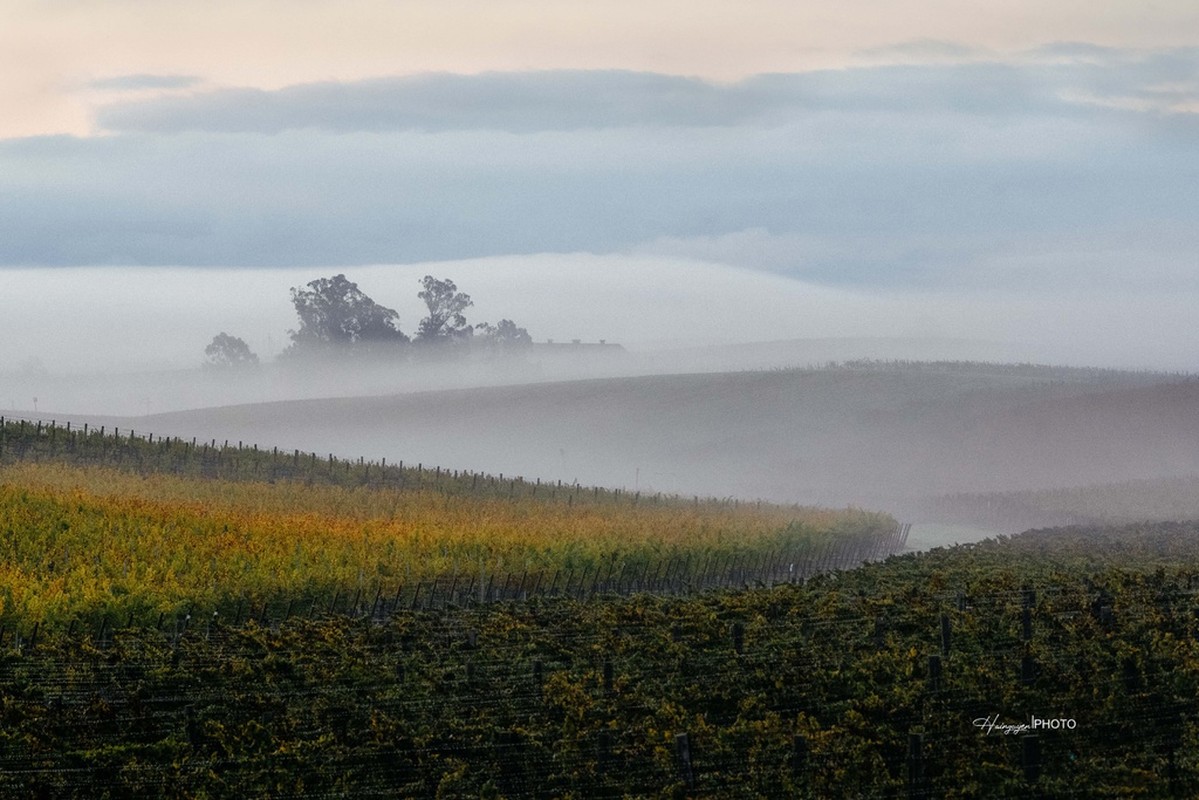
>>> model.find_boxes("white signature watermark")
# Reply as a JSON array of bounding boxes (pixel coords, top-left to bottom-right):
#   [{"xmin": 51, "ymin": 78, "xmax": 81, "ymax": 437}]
[{"xmin": 973, "ymin": 715, "xmax": 1077, "ymax": 735}]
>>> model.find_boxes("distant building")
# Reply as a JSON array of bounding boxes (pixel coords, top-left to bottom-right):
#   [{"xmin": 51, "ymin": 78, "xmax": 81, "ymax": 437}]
[{"xmin": 535, "ymin": 339, "xmax": 626, "ymax": 352}]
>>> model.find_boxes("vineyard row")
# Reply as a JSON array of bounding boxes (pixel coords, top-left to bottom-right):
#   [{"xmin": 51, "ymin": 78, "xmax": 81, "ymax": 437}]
[{"xmin": 0, "ymin": 416, "xmax": 801, "ymax": 511}]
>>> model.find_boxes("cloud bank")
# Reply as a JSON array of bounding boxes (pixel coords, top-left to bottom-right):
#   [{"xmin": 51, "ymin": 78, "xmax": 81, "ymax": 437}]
[
  {"xmin": 93, "ymin": 52, "xmax": 1199, "ymax": 134},
  {"xmin": 3, "ymin": 256, "xmax": 1196, "ymax": 380},
  {"xmin": 0, "ymin": 48, "xmax": 1195, "ymax": 298}
]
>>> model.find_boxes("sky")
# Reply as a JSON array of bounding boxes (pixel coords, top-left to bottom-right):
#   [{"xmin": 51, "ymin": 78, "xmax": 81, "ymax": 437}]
[{"xmin": 1, "ymin": 1, "xmax": 1197, "ymax": 374}]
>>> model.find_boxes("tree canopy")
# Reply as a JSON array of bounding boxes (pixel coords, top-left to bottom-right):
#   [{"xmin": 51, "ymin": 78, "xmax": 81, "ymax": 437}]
[
  {"xmin": 416, "ymin": 276, "xmax": 473, "ymax": 344},
  {"xmin": 204, "ymin": 333, "xmax": 259, "ymax": 369},
  {"xmin": 475, "ymin": 319, "xmax": 533, "ymax": 354},
  {"xmin": 286, "ymin": 274, "xmax": 407, "ymax": 357},
  {"xmin": 274, "ymin": 273, "xmax": 536, "ymax": 363}
]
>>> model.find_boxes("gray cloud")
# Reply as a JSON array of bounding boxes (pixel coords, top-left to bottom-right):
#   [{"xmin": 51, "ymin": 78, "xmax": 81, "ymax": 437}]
[
  {"xmin": 0, "ymin": 50, "xmax": 1195, "ymax": 293},
  {"xmin": 93, "ymin": 49, "xmax": 1199, "ymax": 136},
  {"xmin": 2, "ymin": 116, "xmax": 1193, "ymax": 286},
  {"xmin": 89, "ymin": 74, "xmax": 201, "ymax": 91},
  {"xmin": 1027, "ymin": 42, "xmax": 1126, "ymax": 62},
  {"xmin": 97, "ymin": 71, "xmax": 755, "ymax": 134}
]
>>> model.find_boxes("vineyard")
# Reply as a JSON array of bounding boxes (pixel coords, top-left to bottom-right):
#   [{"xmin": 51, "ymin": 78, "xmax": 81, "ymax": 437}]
[
  {"xmin": 0, "ymin": 417, "xmax": 899, "ymax": 629},
  {"xmin": 2, "ymin": 415, "xmax": 1196, "ymax": 797},
  {"xmin": 0, "ymin": 523, "xmax": 1197, "ymax": 796},
  {"xmin": 920, "ymin": 475, "xmax": 1199, "ymax": 532}
]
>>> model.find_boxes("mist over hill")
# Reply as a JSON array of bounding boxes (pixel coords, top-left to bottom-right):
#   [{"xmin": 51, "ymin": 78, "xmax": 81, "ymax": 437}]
[
  {"xmin": 34, "ymin": 361, "xmax": 1193, "ymax": 525},
  {"xmin": 3, "ymin": 335, "xmax": 1025, "ymax": 418}
]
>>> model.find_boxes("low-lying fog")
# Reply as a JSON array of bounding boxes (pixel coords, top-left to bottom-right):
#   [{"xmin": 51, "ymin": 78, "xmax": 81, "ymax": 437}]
[
  {"xmin": 4, "ymin": 255, "xmax": 1198, "ymax": 532},
  {"xmin": 4, "ymin": 254, "xmax": 1198, "ymax": 405}
]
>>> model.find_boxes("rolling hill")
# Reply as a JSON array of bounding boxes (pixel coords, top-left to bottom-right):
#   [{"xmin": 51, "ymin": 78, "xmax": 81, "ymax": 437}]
[{"xmin": 89, "ymin": 361, "xmax": 1199, "ymax": 521}]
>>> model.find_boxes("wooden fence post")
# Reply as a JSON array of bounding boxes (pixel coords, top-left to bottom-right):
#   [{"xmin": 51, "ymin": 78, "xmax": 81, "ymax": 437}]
[
  {"xmin": 675, "ymin": 732, "xmax": 695, "ymax": 789},
  {"xmin": 1021, "ymin": 651, "xmax": 1036, "ymax": 686},
  {"xmin": 597, "ymin": 729, "xmax": 612, "ymax": 778},
  {"xmin": 1021, "ymin": 734, "xmax": 1040, "ymax": 782},
  {"xmin": 907, "ymin": 732, "xmax": 925, "ymax": 799},
  {"xmin": 791, "ymin": 733, "xmax": 808, "ymax": 776}
]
